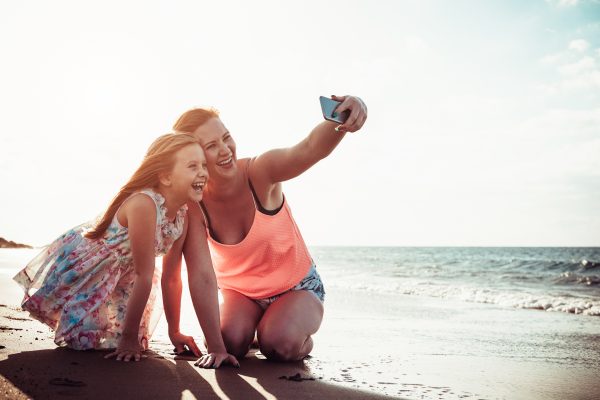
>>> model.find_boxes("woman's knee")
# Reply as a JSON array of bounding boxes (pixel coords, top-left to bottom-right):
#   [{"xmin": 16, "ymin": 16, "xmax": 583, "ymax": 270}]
[
  {"xmin": 221, "ymin": 325, "xmax": 255, "ymax": 358},
  {"xmin": 258, "ymin": 330, "xmax": 311, "ymax": 361},
  {"xmin": 219, "ymin": 289, "xmax": 263, "ymax": 358}
]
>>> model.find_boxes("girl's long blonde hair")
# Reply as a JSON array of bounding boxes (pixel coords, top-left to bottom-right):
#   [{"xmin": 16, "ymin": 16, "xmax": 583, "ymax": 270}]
[
  {"xmin": 85, "ymin": 133, "xmax": 200, "ymax": 240},
  {"xmin": 172, "ymin": 107, "xmax": 220, "ymax": 133}
]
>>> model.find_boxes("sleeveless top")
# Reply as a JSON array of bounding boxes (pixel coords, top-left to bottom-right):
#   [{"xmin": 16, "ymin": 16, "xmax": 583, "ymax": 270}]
[{"xmin": 202, "ymin": 161, "xmax": 312, "ymax": 299}]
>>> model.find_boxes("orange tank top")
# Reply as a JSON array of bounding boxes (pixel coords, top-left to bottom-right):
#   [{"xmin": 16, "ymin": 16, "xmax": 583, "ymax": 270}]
[{"xmin": 202, "ymin": 165, "xmax": 312, "ymax": 299}]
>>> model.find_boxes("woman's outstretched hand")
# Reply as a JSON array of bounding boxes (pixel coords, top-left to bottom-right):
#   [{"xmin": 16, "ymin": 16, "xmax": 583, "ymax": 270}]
[
  {"xmin": 331, "ymin": 95, "xmax": 368, "ymax": 133},
  {"xmin": 194, "ymin": 352, "xmax": 240, "ymax": 369},
  {"xmin": 170, "ymin": 331, "xmax": 203, "ymax": 357}
]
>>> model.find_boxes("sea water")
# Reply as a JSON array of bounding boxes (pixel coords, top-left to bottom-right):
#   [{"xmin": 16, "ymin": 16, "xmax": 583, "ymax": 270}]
[
  {"xmin": 310, "ymin": 246, "xmax": 600, "ymax": 317},
  {"xmin": 3, "ymin": 247, "xmax": 600, "ymax": 317}
]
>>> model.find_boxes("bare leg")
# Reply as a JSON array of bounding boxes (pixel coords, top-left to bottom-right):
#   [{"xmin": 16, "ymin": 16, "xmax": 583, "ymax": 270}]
[
  {"xmin": 219, "ymin": 289, "xmax": 263, "ymax": 359},
  {"xmin": 257, "ymin": 290, "xmax": 324, "ymax": 362}
]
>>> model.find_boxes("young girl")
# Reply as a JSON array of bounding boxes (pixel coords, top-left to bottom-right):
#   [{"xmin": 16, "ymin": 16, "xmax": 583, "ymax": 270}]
[{"xmin": 13, "ymin": 133, "xmax": 238, "ymax": 366}]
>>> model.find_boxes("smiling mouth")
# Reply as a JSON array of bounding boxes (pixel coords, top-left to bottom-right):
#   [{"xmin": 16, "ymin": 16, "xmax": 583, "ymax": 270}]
[
  {"xmin": 192, "ymin": 181, "xmax": 205, "ymax": 193},
  {"xmin": 216, "ymin": 156, "xmax": 233, "ymax": 167}
]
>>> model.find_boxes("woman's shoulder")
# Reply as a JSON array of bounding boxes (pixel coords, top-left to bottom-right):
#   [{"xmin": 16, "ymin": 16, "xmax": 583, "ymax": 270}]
[{"xmin": 237, "ymin": 157, "xmax": 251, "ymax": 170}]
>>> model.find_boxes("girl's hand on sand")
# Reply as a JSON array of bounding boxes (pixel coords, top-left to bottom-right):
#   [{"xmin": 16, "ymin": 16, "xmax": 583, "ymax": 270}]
[
  {"xmin": 169, "ymin": 331, "xmax": 202, "ymax": 357},
  {"xmin": 194, "ymin": 352, "xmax": 240, "ymax": 369},
  {"xmin": 104, "ymin": 337, "xmax": 147, "ymax": 362},
  {"xmin": 331, "ymin": 95, "xmax": 368, "ymax": 133}
]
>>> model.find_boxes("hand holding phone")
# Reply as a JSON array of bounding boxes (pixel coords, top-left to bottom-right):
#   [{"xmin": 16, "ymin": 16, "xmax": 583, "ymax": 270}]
[{"xmin": 320, "ymin": 96, "xmax": 350, "ymax": 124}]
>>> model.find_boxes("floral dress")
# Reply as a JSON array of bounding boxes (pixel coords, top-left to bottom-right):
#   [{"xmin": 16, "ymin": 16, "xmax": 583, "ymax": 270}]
[{"xmin": 13, "ymin": 189, "xmax": 187, "ymax": 350}]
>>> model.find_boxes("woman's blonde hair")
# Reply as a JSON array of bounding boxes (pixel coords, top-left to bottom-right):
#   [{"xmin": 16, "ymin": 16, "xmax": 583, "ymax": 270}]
[
  {"xmin": 85, "ymin": 133, "xmax": 200, "ymax": 240},
  {"xmin": 172, "ymin": 107, "xmax": 220, "ymax": 134}
]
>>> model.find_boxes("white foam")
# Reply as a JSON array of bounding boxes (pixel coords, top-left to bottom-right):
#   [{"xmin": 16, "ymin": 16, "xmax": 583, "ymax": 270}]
[{"xmin": 327, "ymin": 279, "xmax": 600, "ymax": 316}]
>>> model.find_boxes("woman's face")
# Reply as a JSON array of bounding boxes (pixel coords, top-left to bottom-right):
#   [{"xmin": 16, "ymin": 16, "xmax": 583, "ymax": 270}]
[{"xmin": 192, "ymin": 117, "xmax": 237, "ymax": 181}]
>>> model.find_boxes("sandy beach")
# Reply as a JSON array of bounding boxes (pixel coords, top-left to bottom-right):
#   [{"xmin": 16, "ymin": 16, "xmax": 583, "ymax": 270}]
[
  {"xmin": 1, "ymin": 279, "xmax": 390, "ymax": 400},
  {"xmin": 2, "ymin": 248, "xmax": 600, "ymax": 399},
  {"xmin": 0, "ymin": 308, "xmax": 392, "ymax": 400}
]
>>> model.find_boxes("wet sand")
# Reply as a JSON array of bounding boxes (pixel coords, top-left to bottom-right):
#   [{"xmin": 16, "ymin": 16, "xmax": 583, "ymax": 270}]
[{"xmin": 0, "ymin": 273, "xmax": 391, "ymax": 400}]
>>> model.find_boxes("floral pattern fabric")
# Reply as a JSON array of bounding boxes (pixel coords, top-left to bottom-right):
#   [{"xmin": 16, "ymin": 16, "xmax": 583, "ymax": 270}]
[{"xmin": 13, "ymin": 189, "xmax": 187, "ymax": 350}]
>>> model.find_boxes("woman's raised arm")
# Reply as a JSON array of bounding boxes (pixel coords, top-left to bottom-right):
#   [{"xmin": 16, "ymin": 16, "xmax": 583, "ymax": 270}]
[{"xmin": 250, "ymin": 95, "xmax": 367, "ymax": 189}]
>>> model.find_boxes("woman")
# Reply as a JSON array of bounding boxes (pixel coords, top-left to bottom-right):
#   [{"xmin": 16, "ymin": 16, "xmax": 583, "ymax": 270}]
[{"xmin": 163, "ymin": 95, "xmax": 367, "ymax": 362}]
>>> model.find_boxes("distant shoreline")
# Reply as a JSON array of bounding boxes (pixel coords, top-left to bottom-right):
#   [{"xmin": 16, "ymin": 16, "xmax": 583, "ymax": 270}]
[{"xmin": 0, "ymin": 237, "xmax": 32, "ymax": 249}]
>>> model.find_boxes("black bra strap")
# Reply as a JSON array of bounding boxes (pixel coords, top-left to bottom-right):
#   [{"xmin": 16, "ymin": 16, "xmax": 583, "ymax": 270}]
[
  {"xmin": 199, "ymin": 201, "xmax": 220, "ymax": 241},
  {"xmin": 246, "ymin": 158, "xmax": 284, "ymax": 216}
]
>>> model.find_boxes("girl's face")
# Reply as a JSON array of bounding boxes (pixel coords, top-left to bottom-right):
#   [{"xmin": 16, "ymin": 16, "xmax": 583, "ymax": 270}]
[
  {"xmin": 167, "ymin": 143, "xmax": 208, "ymax": 202},
  {"xmin": 191, "ymin": 117, "xmax": 237, "ymax": 181}
]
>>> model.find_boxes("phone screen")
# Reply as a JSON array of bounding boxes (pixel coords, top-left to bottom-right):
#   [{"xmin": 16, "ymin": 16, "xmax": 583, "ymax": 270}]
[{"xmin": 320, "ymin": 96, "xmax": 349, "ymax": 124}]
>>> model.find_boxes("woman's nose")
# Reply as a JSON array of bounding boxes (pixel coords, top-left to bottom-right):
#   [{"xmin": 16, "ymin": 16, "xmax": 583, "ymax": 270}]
[{"xmin": 217, "ymin": 141, "xmax": 230, "ymax": 155}]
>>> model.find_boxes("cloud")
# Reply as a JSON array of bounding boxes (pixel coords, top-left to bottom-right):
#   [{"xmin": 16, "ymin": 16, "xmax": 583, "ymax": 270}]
[
  {"xmin": 546, "ymin": 0, "xmax": 580, "ymax": 7},
  {"xmin": 540, "ymin": 52, "xmax": 565, "ymax": 66},
  {"xmin": 558, "ymin": 55, "xmax": 596, "ymax": 75},
  {"xmin": 569, "ymin": 39, "xmax": 590, "ymax": 52},
  {"xmin": 547, "ymin": 0, "xmax": 600, "ymax": 7},
  {"xmin": 540, "ymin": 39, "xmax": 600, "ymax": 92},
  {"xmin": 562, "ymin": 70, "xmax": 600, "ymax": 90}
]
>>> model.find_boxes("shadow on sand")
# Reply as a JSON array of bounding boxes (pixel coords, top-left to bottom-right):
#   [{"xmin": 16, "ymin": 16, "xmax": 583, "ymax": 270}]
[{"xmin": 0, "ymin": 348, "xmax": 397, "ymax": 399}]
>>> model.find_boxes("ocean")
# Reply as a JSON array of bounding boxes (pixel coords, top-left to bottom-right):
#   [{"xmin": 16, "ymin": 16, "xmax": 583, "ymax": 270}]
[
  {"xmin": 3, "ymin": 246, "xmax": 599, "ymax": 317},
  {"xmin": 311, "ymin": 246, "xmax": 600, "ymax": 317}
]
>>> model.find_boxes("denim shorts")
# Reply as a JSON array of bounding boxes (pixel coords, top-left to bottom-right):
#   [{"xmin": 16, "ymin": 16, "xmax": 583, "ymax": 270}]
[{"xmin": 253, "ymin": 264, "xmax": 325, "ymax": 310}]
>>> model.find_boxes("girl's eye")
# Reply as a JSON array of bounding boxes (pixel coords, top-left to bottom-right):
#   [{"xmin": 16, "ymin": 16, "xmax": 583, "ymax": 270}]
[{"xmin": 205, "ymin": 144, "xmax": 215, "ymax": 150}]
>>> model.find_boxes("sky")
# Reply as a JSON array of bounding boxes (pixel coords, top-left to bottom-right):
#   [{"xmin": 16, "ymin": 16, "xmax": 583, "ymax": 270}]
[{"xmin": 1, "ymin": 0, "xmax": 599, "ymax": 247}]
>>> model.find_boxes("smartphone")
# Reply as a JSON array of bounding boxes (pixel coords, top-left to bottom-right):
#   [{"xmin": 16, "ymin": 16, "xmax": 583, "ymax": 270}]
[{"xmin": 320, "ymin": 96, "xmax": 349, "ymax": 124}]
